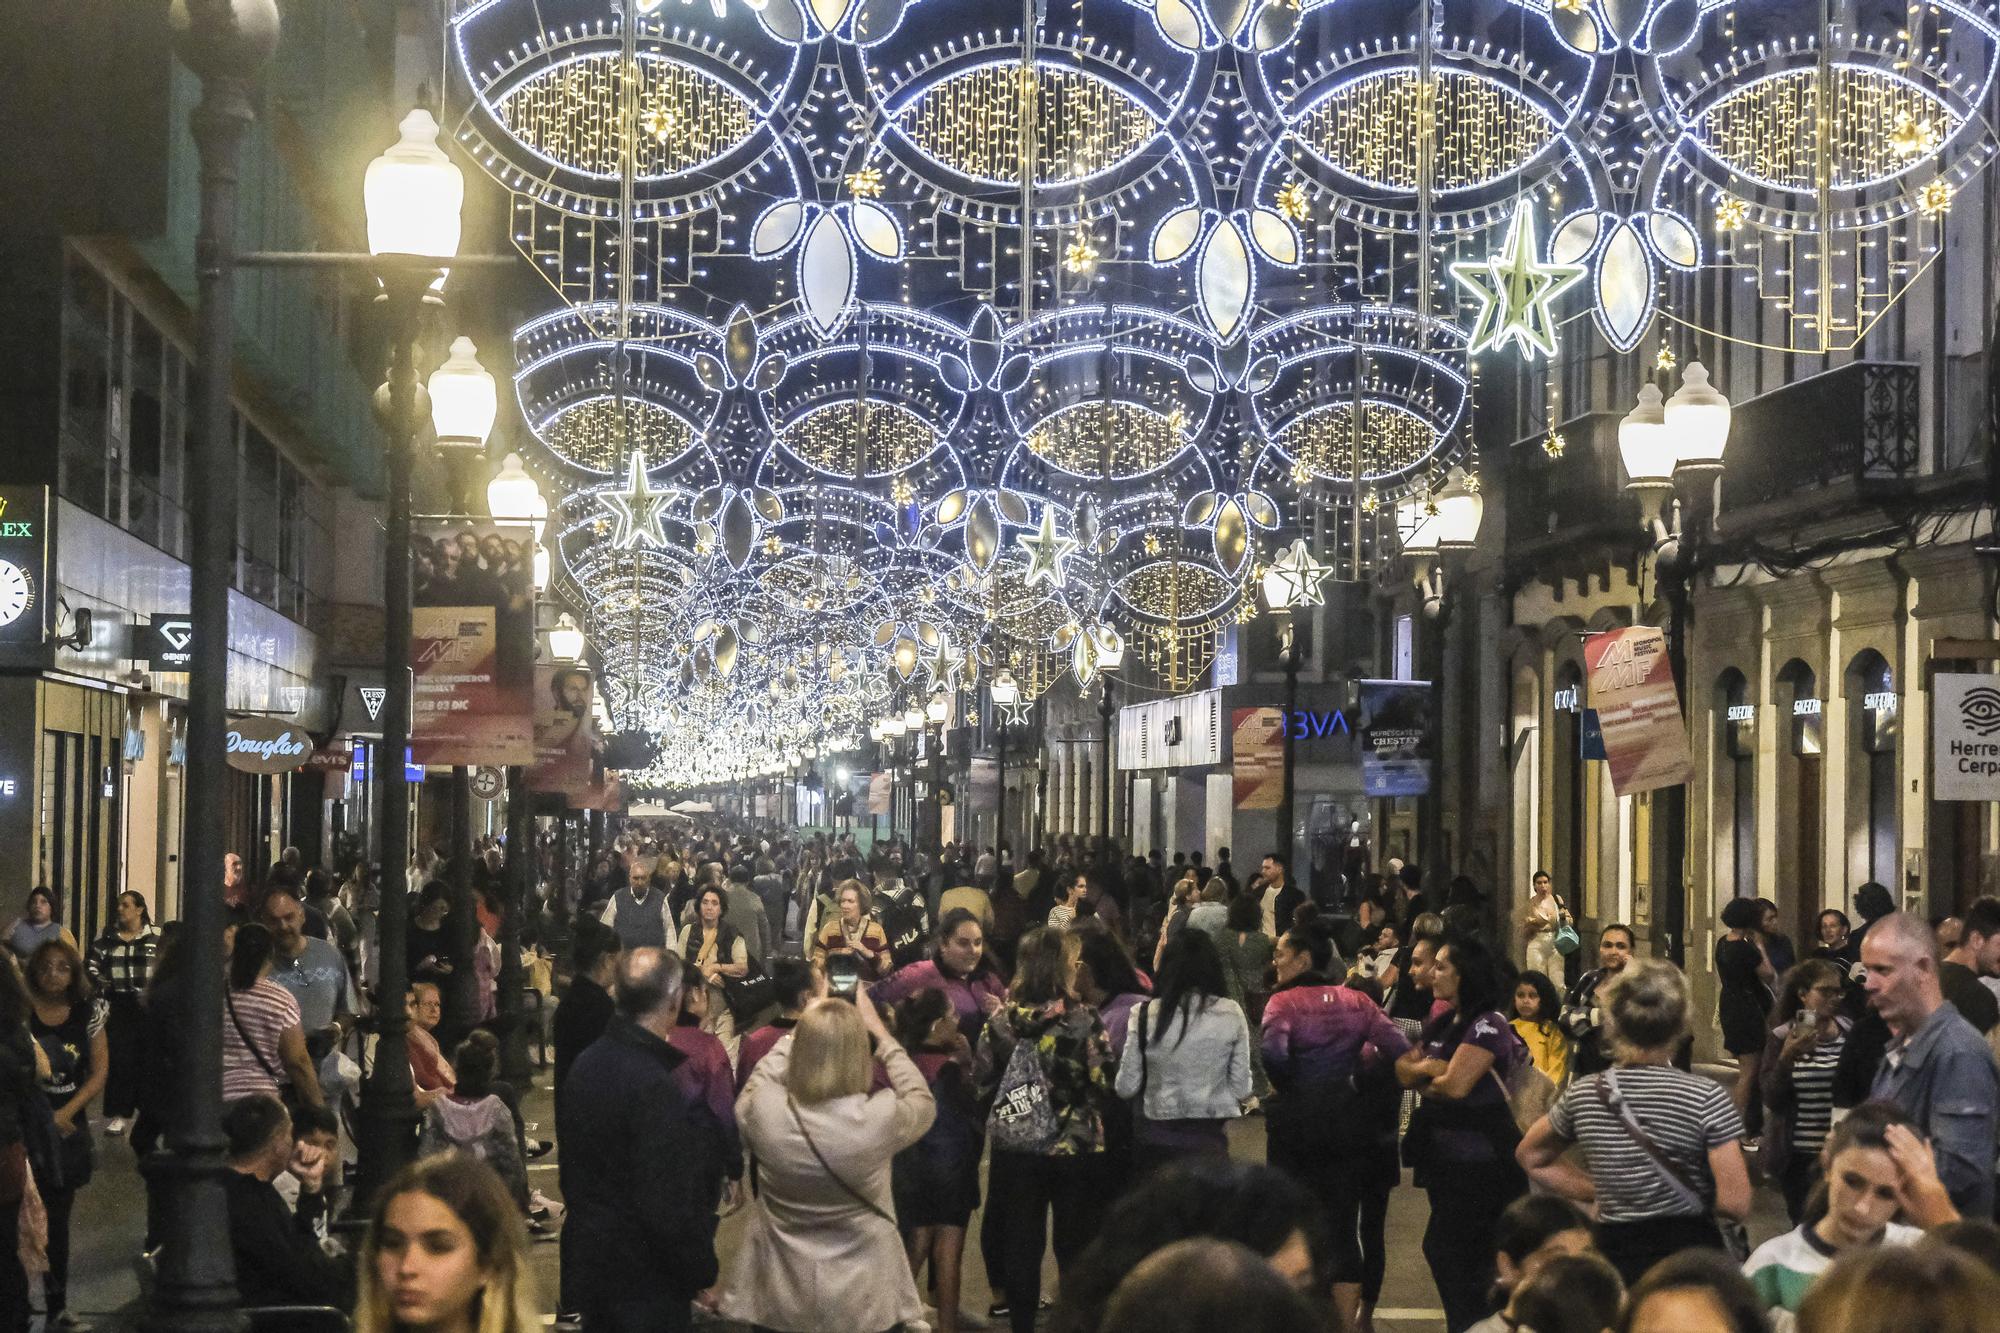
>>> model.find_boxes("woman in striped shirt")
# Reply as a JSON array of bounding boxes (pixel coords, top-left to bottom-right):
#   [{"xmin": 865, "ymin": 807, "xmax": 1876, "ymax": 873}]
[
  {"xmin": 1515, "ymin": 958, "xmax": 1751, "ymax": 1286},
  {"xmin": 1759, "ymin": 958, "xmax": 1851, "ymax": 1222}
]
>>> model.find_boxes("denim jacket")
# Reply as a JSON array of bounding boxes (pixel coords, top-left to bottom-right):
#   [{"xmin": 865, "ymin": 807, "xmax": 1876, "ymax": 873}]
[{"xmin": 1114, "ymin": 996, "xmax": 1252, "ymax": 1122}]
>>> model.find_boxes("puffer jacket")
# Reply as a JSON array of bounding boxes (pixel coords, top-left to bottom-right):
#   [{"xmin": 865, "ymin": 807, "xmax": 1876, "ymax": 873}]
[{"xmin": 1114, "ymin": 996, "xmax": 1251, "ymax": 1122}]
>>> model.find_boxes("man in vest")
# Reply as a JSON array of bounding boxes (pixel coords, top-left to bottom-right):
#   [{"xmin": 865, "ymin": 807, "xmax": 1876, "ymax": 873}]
[{"xmin": 601, "ymin": 853, "xmax": 675, "ymax": 952}]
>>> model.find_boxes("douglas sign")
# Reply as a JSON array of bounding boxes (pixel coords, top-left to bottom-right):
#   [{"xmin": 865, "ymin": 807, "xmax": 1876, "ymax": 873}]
[{"xmin": 225, "ymin": 716, "xmax": 312, "ymax": 775}]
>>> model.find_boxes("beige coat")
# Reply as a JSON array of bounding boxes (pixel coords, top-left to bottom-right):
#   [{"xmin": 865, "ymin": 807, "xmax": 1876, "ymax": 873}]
[{"xmin": 717, "ymin": 1033, "xmax": 936, "ymax": 1332}]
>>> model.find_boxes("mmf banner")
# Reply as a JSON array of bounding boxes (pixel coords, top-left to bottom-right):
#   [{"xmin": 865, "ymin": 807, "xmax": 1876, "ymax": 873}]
[
  {"xmin": 1933, "ymin": 672, "xmax": 2000, "ymax": 800},
  {"xmin": 412, "ymin": 522, "xmax": 537, "ymax": 768},
  {"xmin": 1584, "ymin": 626, "xmax": 1692, "ymax": 796}
]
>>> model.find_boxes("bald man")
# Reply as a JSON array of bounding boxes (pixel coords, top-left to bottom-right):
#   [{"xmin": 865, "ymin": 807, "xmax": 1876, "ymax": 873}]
[{"xmin": 1863, "ymin": 912, "xmax": 2000, "ymax": 1216}]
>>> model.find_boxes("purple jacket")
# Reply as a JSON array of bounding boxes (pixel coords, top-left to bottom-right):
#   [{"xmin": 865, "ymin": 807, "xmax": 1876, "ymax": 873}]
[
  {"xmin": 1260, "ymin": 980, "xmax": 1411, "ymax": 1092},
  {"xmin": 873, "ymin": 960, "xmax": 1008, "ymax": 1040}
]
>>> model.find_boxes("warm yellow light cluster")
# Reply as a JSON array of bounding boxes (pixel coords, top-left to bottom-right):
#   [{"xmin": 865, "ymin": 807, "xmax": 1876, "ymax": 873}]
[
  {"xmin": 898, "ymin": 64, "xmax": 1157, "ymax": 186},
  {"xmin": 1277, "ymin": 402, "xmax": 1437, "ymax": 483},
  {"xmin": 497, "ymin": 54, "xmax": 755, "ymax": 178},
  {"xmin": 780, "ymin": 401, "xmax": 936, "ymax": 475},
  {"xmin": 544, "ymin": 398, "xmax": 693, "ymax": 473},
  {"xmin": 1695, "ymin": 66, "xmax": 1958, "ymax": 191},
  {"xmin": 1025, "ymin": 401, "xmax": 1188, "ymax": 477},
  {"xmin": 1298, "ymin": 70, "xmax": 1555, "ymax": 193}
]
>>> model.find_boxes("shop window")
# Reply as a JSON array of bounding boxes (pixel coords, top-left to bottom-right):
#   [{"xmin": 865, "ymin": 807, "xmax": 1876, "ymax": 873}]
[{"xmin": 1845, "ymin": 651, "xmax": 1898, "ymax": 892}]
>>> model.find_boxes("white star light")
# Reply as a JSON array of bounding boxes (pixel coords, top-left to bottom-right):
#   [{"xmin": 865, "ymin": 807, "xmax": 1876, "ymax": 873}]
[
  {"xmin": 600, "ymin": 450, "xmax": 670, "ymax": 551},
  {"xmin": 1017, "ymin": 505, "xmax": 1078, "ymax": 589},
  {"xmin": 1449, "ymin": 207, "xmax": 1586, "ymax": 361},
  {"xmin": 1266, "ymin": 538, "xmax": 1333, "ymax": 608},
  {"xmin": 921, "ymin": 635, "xmax": 959, "ymax": 691}
]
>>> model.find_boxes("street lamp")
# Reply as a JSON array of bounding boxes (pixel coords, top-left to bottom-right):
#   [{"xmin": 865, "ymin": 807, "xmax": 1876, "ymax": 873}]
[
  {"xmin": 1262, "ymin": 545, "xmax": 1307, "ymax": 876},
  {"xmin": 356, "ymin": 105, "xmax": 465, "ymax": 1202},
  {"xmin": 428, "ymin": 337, "xmax": 497, "ymax": 448},
  {"xmin": 990, "ymin": 669, "xmax": 1019, "ymax": 879},
  {"xmin": 549, "ymin": 613, "xmax": 586, "ymax": 663},
  {"xmin": 157, "ymin": 0, "xmax": 280, "ymax": 1323},
  {"xmin": 1398, "ymin": 469, "xmax": 1484, "ymax": 906}
]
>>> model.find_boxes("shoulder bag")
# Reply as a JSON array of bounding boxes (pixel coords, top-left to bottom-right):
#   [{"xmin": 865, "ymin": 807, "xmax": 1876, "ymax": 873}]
[
  {"xmin": 786, "ymin": 1095, "xmax": 897, "ymax": 1226},
  {"xmin": 1595, "ymin": 1071, "xmax": 1749, "ymax": 1261},
  {"xmin": 1551, "ymin": 896, "xmax": 1581, "ymax": 956}
]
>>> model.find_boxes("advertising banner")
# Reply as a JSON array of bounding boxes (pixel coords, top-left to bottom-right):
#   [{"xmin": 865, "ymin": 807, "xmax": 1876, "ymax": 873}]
[
  {"xmin": 867, "ymin": 771, "xmax": 892, "ymax": 815},
  {"xmin": 967, "ymin": 757, "xmax": 999, "ymax": 808},
  {"xmin": 412, "ymin": 522, "xmax": 536, "ymax": 768},
  {"xmin": 1358, "ymin": 680, "xmax": 1432, "ymax": 797},
  {"xmin": 530, "ymin": 664, "xmax": 597, "ymax": 798},
  {"xmin": 1934, "ymin": 672, "xmax": 2000, "ymax": 800},
  {"xmin": 1231, "ymin": 707, "xmax": 1285, "ymax": 810},
  {"xmin": 1585, "ymin": 626, "xmax": 1692, "ymax": 796}
]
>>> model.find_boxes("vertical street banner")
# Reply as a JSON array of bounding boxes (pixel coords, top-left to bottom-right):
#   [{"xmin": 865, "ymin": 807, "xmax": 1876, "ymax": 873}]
[
  {"xmin": 1585, "ymin": 626, "xmax": 1692, "ymax": 796},
  {"xmin": 867, "ymin": 771, "xmax": 892, "ymax": 815},
  {"xmin": 1933, "ymin": 672, "xmax": 2000, "ymax": 800},
  {"xmin": 1358, "ymin": 680, "xmax": 1432, "ymax": 797},
  {"xmin": 412, "ymin": 523, "xmax": 537, "ymax": 767},
  {"xmin": 1232, "ymin": 707, "xmax": 1285, "ymax": 810},
  {"xmin": 530, "ymin": 663, "xmax": 597, "ymax": 798}
]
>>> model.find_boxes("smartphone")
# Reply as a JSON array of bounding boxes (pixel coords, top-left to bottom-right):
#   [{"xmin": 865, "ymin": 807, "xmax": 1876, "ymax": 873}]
[{"xmin": 827, "ymin": 953, "xmax": 861, "ymax": 1001}]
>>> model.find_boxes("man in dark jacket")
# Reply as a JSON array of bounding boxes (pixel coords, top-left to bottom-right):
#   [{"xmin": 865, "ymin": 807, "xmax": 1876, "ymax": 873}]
[
  {"xmin": 559, "ymin": 948, "xmax": 724, "ymax": 1332},
  {"xmin": 553, "ymin": 918, "xmax": 620, "ymax": 1098},
  {"xmin": 222, "ymin": 1094, "xmax": 351, "ymax": 1311}
]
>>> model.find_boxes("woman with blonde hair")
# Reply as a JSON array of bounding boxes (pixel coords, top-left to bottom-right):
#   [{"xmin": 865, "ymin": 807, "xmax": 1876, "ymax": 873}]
[
  {"xmin": 719, "ymin": 985, "xmax": 937, "ymax": 1332},
  {"xmin": 353, "ymin": 1152, "xmax": 539, "ymax": 1333}
]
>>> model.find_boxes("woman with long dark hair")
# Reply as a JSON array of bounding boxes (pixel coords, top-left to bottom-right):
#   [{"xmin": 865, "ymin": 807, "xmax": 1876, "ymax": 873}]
[
  {"xmin": 1261, "ymin": 917, "xmax": 1410, "ymax": 1330},
  {"xmin": 0, "ymin": 956, "xmax": 39, "ymax": 1328},
  {"xmin": 1115, "ymin": 929, "xmax": 1249, "ymax": 1175},
  {"xmin": 1396, "ymin": 935, "xmax": 1531, "ymax": 1331},
  {"xmin": 1759, "ymin": 958, "xmax": 1850, "ymax": 1221},
  {"xmin": 221, "ymin": 923, "xmax": 323, "ymax": 1109},
  {"xmin": 872, "ymin": 908, "xmax": 1008, "ymax": 1042},
  {"xmin": 27, "ymin": 938, "xmax": 107, "ymax": 1328},
  {"xmin": 85, "ymin": 890, "xmax": 157, "ymax": 1137}
]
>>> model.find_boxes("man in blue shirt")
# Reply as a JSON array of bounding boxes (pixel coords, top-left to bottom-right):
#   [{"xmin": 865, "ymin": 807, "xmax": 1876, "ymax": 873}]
[{"xmin": 1864, "ymin": 911, "xmax": 1999, "ymax": 1217}]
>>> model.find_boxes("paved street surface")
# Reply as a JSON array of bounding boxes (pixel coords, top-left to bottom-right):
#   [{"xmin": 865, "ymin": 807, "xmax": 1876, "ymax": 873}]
[{"xmin": 65, "ymin": 1063, "xmax": 1787, "ymax": 1330}]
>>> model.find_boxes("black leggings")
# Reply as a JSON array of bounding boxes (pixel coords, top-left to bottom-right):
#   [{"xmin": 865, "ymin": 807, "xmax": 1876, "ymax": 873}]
[
  {"xmin": 1422, "ymin": 1162, "xmax": 1522, "ymax": 1333},
  {"xmin": 42, "ymin": 1184, "xmax": 75, "ymax": 1318},
  {"xmin": 102, "ymin": 993, "xmax": 144, "ymax": 1119},
  {"xmin": 1358, "ymin": 1176, "xmax": 1392, "ymax": 1304},
  {"xmin": 989, "ymin": 1151, "xmax": 1106, "ymax": 1333},
  {"xmin": 1595, "ymin": 1213, "xmax": 1724, "ymax": 1287},
  {"xmin": 1268, "ymin": 1136, "xmax": 1368, "ymax": 1285}
]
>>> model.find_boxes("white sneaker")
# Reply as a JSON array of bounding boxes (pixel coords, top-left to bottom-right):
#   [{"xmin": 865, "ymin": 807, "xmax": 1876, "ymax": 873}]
[
  {"xmin": 104, "ymin": 1118, "xmax": 128, "ymax": 1135},
  {"xmin": 529, "ymin": 1188, "xmax": 564, "ymax": 1218}
]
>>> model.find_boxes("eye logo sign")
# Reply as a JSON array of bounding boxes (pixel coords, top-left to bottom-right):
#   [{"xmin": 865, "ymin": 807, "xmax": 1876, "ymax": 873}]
[{"xmin": 1961, "ymin": 686, "xmax": 2000, "ymax": 736}]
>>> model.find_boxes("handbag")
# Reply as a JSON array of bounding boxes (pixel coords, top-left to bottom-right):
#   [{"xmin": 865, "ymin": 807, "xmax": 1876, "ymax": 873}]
[
  {"xmin": 1551, "ymin": 896, "xmax": 1580, "ymax": 955},
  {"xmin": 986, "ymin": 1031, "xmax": 1062, "ymax": 1154},
  {"xmin": 1595, "ymin": 1071, "xmax": 1750, "ymax": 1261}
]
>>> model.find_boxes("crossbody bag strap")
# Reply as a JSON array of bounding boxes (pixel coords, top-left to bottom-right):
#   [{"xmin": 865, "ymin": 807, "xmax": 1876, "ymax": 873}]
[
  {"xmin": 225, "ymin": 988, "xmax": 287, "ymax": 1088},
  {"xmin": 786, "ymin": 1094, "xmax": 897, "ymax": 1226},
  {"xmin": 1594, "ymin": 1071, "xmax": 1707, "ymax": 1212}
]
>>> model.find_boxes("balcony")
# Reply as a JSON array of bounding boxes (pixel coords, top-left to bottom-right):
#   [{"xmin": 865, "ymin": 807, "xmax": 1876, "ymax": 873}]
[
  {"xmin": 1721, "ymin": 361, "xmax": 1920, "ymax": 512},
  {"xmin": 1502, "ymin": 410, "xmax": 1643, "ymax": 582}
]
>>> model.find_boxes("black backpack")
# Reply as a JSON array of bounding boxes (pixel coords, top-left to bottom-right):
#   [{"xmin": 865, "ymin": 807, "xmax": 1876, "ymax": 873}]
[{"xmin": 875, "ymin": 886, "xmax": 929, "ymax": 970}]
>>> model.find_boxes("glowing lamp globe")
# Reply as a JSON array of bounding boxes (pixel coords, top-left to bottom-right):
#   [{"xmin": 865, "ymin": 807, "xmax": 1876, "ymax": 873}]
[
  {"xmin": 364, "ymin": 109, "xmax": 464, "ymax": 261},
  {"xmin": 1666, "ymin": 362, "xmax": 1731, "ymax": 473},
  {"xmin": 487, "ymin": 453, "xmax": 543, "ymax": 529},
  {"xmin": 429, "ymin": 337, "xmax": 497, "ymax": 449},
  {"xmin": 1434, "ymin": 472, "xmax": 1484, "ymax": 551},
  {"xmin": 548, "ymin": 613, "xmax": 585, "ymax": 663},
  {"xmin": 990, "ymin": 670, "xmax": 1021, "ymax": 707},
  {"xmin": 1396, "ymin": 495, "xmax": 1440, "ymax": 558},
  {"xmin": 901, "ymin": 707, "xmax": 926, "ymax": 731},
  {"xmin": 1618, "ymin": 383, "xmax": 1674, "ymax": 489},
  {"xmin": 926, "ymin": 691, "xmax": 950, "ymax": 724}
]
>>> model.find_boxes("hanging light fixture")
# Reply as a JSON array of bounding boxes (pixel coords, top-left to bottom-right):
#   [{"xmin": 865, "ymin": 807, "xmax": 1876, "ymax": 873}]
[
  {"xmin": 901, "ymin": 705, "xmax": 925, "ymax": 731},
  {"xmin": 531, "ymin": 543, "xmax": 551, "ymax": 592},
  {"xmin": 429, "ymin": 337, "xmax": 497, "ymax": 449},
  {"xmin": 363, "ymin": 108, "xmax": 464, "ymax": 261},
  {"xmin": 1433, "ymin": 470, "xmax": 1485, "ymax": 551},
  {"xmin": 1618, "ymin": 383, "xmax": 1674, "ymax": 489},
  {"xmin": 882, "ymin": 714, "xmax": 908, "ymax": 738},
  {"xmin": 990, "ymin": 669, "xmax": 1021, "ymax": 707},
  {"xmin": 487, "ymin": 453, "xmax": 544, "ymax": 530},
  {"xmin": 1395, "ymin": 494, "xmax": 1441, "ymax": 558},
  {"xmin": 926, "ymin": 689, "xmax": 951, "ymax": 724}
]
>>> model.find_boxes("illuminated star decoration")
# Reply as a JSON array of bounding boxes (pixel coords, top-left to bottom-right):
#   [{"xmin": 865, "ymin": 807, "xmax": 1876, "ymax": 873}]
[
  {"xmin": 1275, "ymin": 180, "xmax": 1311, "ymax": 223},
  {"xmin": 921, "ymin": 635, "xmax": 959, "ymax": 692},
  {"xmin": 1018, "ymin": 505, "xmax": 1079, "ymax": 589},
  {"xmin": 1714, "ymin": 195, "xmax": 1748, "ymax": 232},
  {"xmin": 1449, "ymin": 207, "xmax": 1586, "ymax": 361},
  {"xmin": 1265, "ymin": 538, "xmax": 1334, "ymax": 607},
  {"xmin": 600, "ymin": 449, "xmax": 670, "ymax": 551}
]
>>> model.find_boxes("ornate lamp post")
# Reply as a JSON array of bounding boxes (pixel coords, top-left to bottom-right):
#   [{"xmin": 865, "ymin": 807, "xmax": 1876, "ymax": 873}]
[
  {"xmin": 990, "ymin": 669, "xmax": 1020, "ymax": 879},
  {"xmin": 150, "ymin": 2, "xmax": 279, "ymax": 1327},
  {"xmin": 1621, "ymin": 364, "xmax": 1732, "ymax": 964},
  {"xmin": 1398, "ymin": 470, "xmax": 1483, "ymax": 896},
  {"xmin": 354, "ymin": 107, "xmax": 465, "ymax": 1200},
  {"xmin": 1261, "ymin": 554, "xmax": 1307, "ymax": 870}
]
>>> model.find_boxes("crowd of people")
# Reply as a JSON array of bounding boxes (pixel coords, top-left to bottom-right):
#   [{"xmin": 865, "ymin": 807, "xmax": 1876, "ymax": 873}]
[{"xmin": 0, "ymin": 820, "xmax": 1995, "ymax": 1331}]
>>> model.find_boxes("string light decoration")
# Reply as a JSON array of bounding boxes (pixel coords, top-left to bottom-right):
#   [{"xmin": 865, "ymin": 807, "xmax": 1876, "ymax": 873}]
[
  {"xmin": 496, "ymin": 55, "xmax": 758, "ymax": 180},
  {"xmin": 1295, "ymin": 69, "xmax": 1558, "ymax": 195},
  {"xmin": 1277, "ymin": 403, "xmax": 1437, "ymax": 484},
  {"xmin": 895, "ymin": 63, "xmax": 1158, "ymax": 187}
]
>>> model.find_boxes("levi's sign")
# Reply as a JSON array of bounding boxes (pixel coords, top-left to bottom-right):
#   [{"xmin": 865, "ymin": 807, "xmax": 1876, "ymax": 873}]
[{"xmin": 224, "ymin": 716, "xmax": 312, "ymax": 775}]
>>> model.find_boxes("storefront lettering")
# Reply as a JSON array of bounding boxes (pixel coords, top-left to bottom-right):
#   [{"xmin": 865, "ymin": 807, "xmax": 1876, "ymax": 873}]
[
  {"xmin": 1726, "ymin": 704, "xmax": 1756, "ymax": 723},
  {"xmin": 1864, "ymin": 691, "xmax": 1898, "ymax": 714},
  {"xmin": 226, "ymin": 729, "xmax": 307, "ymax": 761},
  {"xmin": 1553, "ymin": 686, "xmax": 1580, "ymax": 713},
  {"xmin": 1793, "ymin": 698, "xmax": 1823, "ymax": 716},
  {"xmin": 0, "ymin": 523, "xmax": 34, "ymax": 539},
  {"xmin": 1949, "ymin": 738, "xmax": 2000, "ymax": 778},
  {"xmin": 0, "ymin": 780, "xmax": 18, "ymax": 797},
  {"xmin": 1283, "ymin": 709, "xmax": 1352, "ymax": 739}
]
